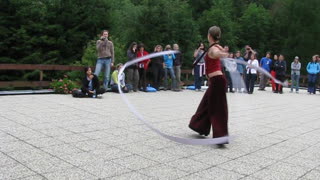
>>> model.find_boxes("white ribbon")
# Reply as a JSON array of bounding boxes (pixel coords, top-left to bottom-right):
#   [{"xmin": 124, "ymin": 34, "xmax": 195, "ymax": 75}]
[{"xmin": 117, "ymin": 51, "xmax": 229, "ymax": 145}]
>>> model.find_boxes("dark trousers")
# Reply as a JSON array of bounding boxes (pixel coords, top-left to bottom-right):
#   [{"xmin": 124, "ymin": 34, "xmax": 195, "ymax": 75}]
[
  {"xmin": 275, "ymin": 74, "xmax": 285, "ymax": 92},
  {"xmin": 152, "ymin": 63, "xmax": 163, "ymax": 90},
  {"xmin": 138, "ymin": 68, "xmax": 147, "ymax": 91},
  {"xmin": 73, "ymin": 88, "xmax": 105, "ymax": 98},
  {"xmin": 194, "ymin": 65, "xmax": 203, "ymax": 90},
  {"xmin": 308, "ymin": 73, "xmax": 317, "ymax": 94},
  {"xmin": 189, "ymin": 75, "xmax": 228, "ymax": 138},
  {"xmin": 246, "ymin": 73, "xmax": 257, "ymax": 93},
  {"xmin": 225, "ymin": 71, "xmax": 233, "ymax": 92}
]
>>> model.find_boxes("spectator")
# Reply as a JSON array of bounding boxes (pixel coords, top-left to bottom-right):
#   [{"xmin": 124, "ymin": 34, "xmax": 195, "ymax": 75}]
[
  {"xmin": 258, "ymin": 52, "xmax": 272, "ymax": 91},
  {"xmin": 306, "ymin": 55, "xmax": 320, "ymax": 94},
  {"xmin": 110, "ymin": 64, "xmax": 132, "ymax": 93},
  {"xmin": 173, "ymin": 44, "xmax": 183, "ymax": 91},
  {"xmin": 245, "ymin": 53, "xmax": 259, "ymax": 94},
  {"xmin": 163, "ymin": 45, "xmax": 178, "ymax": 91},
  {"xmin": 243, "ymin": 45, "xmax": 256, "ymax": 61},
  {"xmin": 235, "ymin": 50, "xmax": 246, "ymax": 92},
  {"xmin": 136, "ymin": 43, "xmax": 150, "ymax": 92},
  {"xmin": 316, "ymin": 55, "xmax": 320, "ymax": 92},
  {"xmin": 225, "ymin": 52, "xmax": 237, "ymax": 93},
  {"xmin": 290, "ymin": 56, "xmax": 301, "ymax": 93},
  {"xmin": 193, "ymin": 43, "xmax": 206, "ymax": 91},
  {"xmin": 72, "ymin": 67, "xmax": 105, "ymax": 98},
  {"xmin": 151, "ymin": 45, "xmax": 164, "ymax": 91},
  {"xmin": 126, "ymin": 42, "xmax": 139, "ymax": 92},
  {"xmin": 270, "ymin": 54, "xmax": 278, "ymax": 92},
  {"xmin": 95, "ymin": 30, "xmax": 114, "ymax": 89},
  {"xmin": 274, "ymin": 54, "xmax": 287, "ymax": 94}
]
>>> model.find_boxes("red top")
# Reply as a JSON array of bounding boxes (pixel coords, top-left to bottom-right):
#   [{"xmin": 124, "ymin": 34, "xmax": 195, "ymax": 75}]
[
  {"xmin": 136, "ymin": 51, "xmax": 150, "ymax": 70},
  {"xmin": 205, "ymin": 49, "xmax": 222, "ymax": 75}
]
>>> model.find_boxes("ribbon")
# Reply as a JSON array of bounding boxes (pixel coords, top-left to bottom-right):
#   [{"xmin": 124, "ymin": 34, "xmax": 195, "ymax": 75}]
[{"xmin": 117, "ymin": 51, "xmax": 229, "ymax": 145}]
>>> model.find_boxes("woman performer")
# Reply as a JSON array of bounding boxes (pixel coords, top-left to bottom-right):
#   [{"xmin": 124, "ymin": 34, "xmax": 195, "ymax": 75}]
[{"xmin": 189, "ymin": 26, "xmax": 229, "ymax": 147}]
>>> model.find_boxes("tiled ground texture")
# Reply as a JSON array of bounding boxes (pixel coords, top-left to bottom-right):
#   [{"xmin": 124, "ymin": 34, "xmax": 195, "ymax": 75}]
[{"xmin": 0, "ymin": 87, "xmax": 319, "ymax": 180}]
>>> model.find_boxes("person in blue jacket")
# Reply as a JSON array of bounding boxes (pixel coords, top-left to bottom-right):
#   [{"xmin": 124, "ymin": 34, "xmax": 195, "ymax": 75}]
[
  {"xmin": 307, "ymin": 55, "xmax": 320, "ymax": 94},
  {"xmin": 163, "ymin": 45, "xmax": 178, "ymax": 91},
  {"xmin": 258, "ymin": 52, "xmax": 272, "ymax": 91}
]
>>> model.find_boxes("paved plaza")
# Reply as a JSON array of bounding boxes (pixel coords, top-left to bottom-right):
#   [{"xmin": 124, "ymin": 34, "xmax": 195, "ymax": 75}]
[{"xmin": 0, "ymin": 87, "xmax": 320, "ymax": 180}]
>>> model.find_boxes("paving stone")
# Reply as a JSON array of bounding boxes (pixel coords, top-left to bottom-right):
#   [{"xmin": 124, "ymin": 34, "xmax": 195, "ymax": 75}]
[
  {"xmin": 252, "ymin": 162, "xmax": 309, "ymax": 180},
  {"xmin": 190, "ymin": 151, "xmax": 232, "ymax": 166},
  {"xmin": 194, "ymin": 166, "xmax": 245, "ymax": 179},
  {"xmin": 218, "ymin": 159, "xmax": 264, "ymax": 175},
  {"xmin": 25, "ymin": 137, "xmax": 65, "ymax": 148},
  {"xmin": 0, "ymin": 152, "xmax": 17, "ymax": 167},
  {"xmin": 0, "ymin": 162, "xmax": 36, "ymax": 179},
  {"xmin": 41, "ymin": 144, "xmax": 84, "ymax": 157},
  {"xmin": 0, "ymin": 141, "xmax": 35, "ymax": 153},
  {"xmin": 7, "ymin": 148, "xmax": 53, "ymax": 164},
  {"xmin": 90, "ymin": 147, "xmax": 132, "ymax": 161},
  {"xmin": 24, "ymin": 156, "xmax": 74, "ymax": 174},
  {"xmin": 80, "ymin": 161, "xmax": 132, "ymax": 178},
  {"xmin": 166, "ymin": 157, "xmax": 212, "ymax": 173},
  {"xmin": 138, "ymin": 164, "xmax": 188, "ymax": 180},
  {"xmin": 106, "ymin": 171, "xmax": 154, "ymax": 180},
  {"xmin": 299, "ymin": 169, "xmax": 320, "ymax": 180},
  {"xmin": 111, "ymin": 155, "xmax": 159, "ymax": 171},
  {"xmin": 43, "ymin": 167, "xmax": 97, "ymax": 180}
]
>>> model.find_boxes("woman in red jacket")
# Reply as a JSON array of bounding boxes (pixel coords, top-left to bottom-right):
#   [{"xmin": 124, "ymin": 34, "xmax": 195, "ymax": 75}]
[
  {"xmin": 136, "ymin": 43, "xmax": 150, "ymax": 92},
  {"xmin": 270, "ymin": 54, "xmax": 278, "ymax": 92}
]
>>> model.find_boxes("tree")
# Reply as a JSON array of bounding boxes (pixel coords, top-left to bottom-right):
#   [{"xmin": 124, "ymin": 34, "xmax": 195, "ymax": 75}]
[
  {"xmin": 199, "ymin": 0, "xmax": 239, "ymax": 51},
  {"xmin": 239, "ymin": 3, "xmax": 272, "ymax": 56}
]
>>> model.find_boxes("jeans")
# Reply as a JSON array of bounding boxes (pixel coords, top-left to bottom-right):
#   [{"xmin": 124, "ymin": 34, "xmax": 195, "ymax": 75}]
[
  {"xmin": 164, "ymin": 68, "xmax": 177, "ymax": 90},
  {"xmin": 246, "ymin": 73, "xmax": 257, "ymax": 93},
  {"xmin": 308, "ymin": 73, "xmax": 317, "ymax": 94},
  {"xmin": 127, "ymin": 68, "xmax": 139, "ymax": 91},
  {"xmin": 174, "ymin": 65, "xmax": 181, "ymax": 89},
  {"xmin": 194, "ymin": 65, "xmax": 203, "ymax": 90},
  {"xmin": 291, "ymin": 74, "xmax": 300, "ymax": 92},
  {"xmin": 94, "ymin": 58, "xmax": 111, "ymax": 89}
]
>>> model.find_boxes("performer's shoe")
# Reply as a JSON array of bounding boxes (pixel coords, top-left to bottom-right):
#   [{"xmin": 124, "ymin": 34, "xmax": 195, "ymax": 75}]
[
  {"xmin": 217, "ymin": 144, "xmax": 227, "ymax": 149},
  {"xmin": 189, "ymin": 125, "xmax": 209, "ymax": 136}
]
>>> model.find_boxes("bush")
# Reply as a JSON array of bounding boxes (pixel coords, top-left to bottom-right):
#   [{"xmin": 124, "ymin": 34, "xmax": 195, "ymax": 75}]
[{"xmin": 50, "ymin": 75, "xmax": 79, "ymax": 94}]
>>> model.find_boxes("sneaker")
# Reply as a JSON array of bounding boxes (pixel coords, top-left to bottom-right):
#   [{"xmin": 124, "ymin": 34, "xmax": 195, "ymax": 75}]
[
  {"xmin": 290, "ymin": 90, "xmax": 293, "ymax": 93},
  {"xmin": 296, "ymin": 91, "xmax": 299, "ymax": 94}
]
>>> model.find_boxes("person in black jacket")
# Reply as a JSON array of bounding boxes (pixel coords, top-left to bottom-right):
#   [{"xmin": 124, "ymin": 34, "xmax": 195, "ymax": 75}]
[
  {"xmin": 151, "ymin": 45, "xmax": 164, "ymax": 90},
  {"xmin": 274, "ymin": 54, "xmax": 286, "ymax": 94},
  {"xmin": 73, "ymin": 67, "xmax": 105, "ymax": 98}
]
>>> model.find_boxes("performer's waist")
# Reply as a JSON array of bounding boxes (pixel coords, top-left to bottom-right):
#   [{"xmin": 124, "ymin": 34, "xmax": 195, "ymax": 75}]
[{"xmin": 207, "ymin": 71, "xmax": 223, "ymax": 78}]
